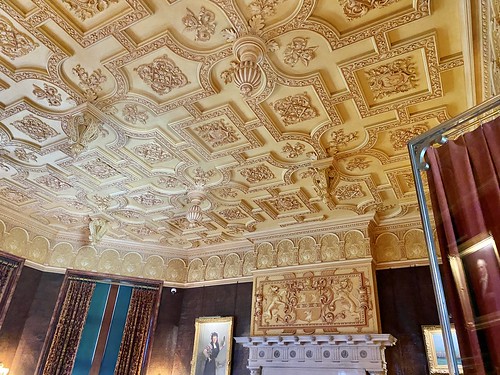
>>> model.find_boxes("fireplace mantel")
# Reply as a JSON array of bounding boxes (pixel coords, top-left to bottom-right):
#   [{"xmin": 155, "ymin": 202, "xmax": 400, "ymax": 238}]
[{"xmin": 234, "ymin": 334, "xmax": 396, "ymax": 375}]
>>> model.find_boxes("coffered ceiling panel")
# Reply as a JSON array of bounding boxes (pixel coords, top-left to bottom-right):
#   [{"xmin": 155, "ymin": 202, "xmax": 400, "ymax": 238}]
[{"xmin": 0, "ymin": 0, "xmax": 479, "ymax": 253}]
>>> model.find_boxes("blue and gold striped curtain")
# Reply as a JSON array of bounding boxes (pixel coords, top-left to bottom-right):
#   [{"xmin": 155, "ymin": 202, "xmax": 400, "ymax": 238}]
[{"xmin": 40, "ymin": 273, "xmax": 161, "ymax": 375}]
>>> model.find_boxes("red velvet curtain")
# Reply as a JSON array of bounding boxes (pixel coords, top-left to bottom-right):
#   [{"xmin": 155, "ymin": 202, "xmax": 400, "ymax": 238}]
[
  {"xmin": 114, "ymin": 287, "xmax": 158, "ymax": 375},
  {"xmin": 42, "ymin": 279, "xmax": 96, "ymax": 375},
  {"xmin": 426, "ymin": 117, "xmax": 500, "ymax": 374}
]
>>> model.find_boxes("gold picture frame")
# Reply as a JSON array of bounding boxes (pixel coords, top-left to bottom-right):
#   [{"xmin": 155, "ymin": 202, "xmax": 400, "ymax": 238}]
[
  {"xmin": 449, "ymin": 233, "xmax": 500, "ymax": 330},
  {"xmin": 422, "ymin": 325, "xmax": 463, "ymax": 374},
  {"xmin": 190, "ymin": 316, "xmax": 234, "ymax": 375}
]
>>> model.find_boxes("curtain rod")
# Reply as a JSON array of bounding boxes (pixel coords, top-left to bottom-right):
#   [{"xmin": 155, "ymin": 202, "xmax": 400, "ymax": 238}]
[
  {"xmin": 67, "ymin": 276, "xmax": 160, "ymax": 290},
  {"xmin": 409, "ymin": 94, "xmax": 500, "ymax": 151}
]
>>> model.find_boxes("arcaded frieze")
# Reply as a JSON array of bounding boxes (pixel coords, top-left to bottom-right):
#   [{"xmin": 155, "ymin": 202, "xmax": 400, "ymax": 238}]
[{"xmin": 0, "ymin": 216, "xmax": 432, "ymax": 286}]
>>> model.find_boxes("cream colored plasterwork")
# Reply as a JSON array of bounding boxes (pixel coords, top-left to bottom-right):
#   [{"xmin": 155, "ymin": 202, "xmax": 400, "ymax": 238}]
[
  {"xmin": 63, "ymin": 110, "xmax": 102, "ymax": 156},
  {"xmin": 283, "ymin": 37, "xmax": 318, "ymax": 67},
  {"xmin": 35, "ymin": 175, "xmax": 72, "ymax": 191},
  {"xmin": 14, "ymin": 148, "xmax": 37, "ymax": 162},
  {"xmin": 93, "ymin": 195, "xmax": 111, "ymax": 211},
  {"xmin": 32, "ymin": 84, "xmax": 62, "ymax": 107},
  {"xmin": 11, "ymin": 115, "xmax": 58, "ymax": 142},
  {"xmin": 268, "ymin": 196, "xmax": 302, "ymax": 211},
  {"xmin": 239, "ymin": 164, "xmax": 275, "ymax": 183},
  {"xmin": 0, "ymin": 217, "xmax": 433, "ymax": 285},
  {"xmin": 72, "ymin": 64, "xmax": 107, "ymax": 101},
  {"xmin": 194, "ymin": 119, "xmax": 240, "ymax": 148},
  {"xmin": 281, "ymin": 142, "xmax": 305, "ymax": 158},
  {"xmin": 192, "ymin": 167, "xmax": 215, "ymax": 185},
  {"xmin": 134, "ymin": 55, "xmax": 189, "ymax": 95},
  {"xmin": 272, "ymin": 93, "xmax": 318, "ymax": 125},
  {"xmin": 0, "ymin": 0, "xmax": 482, "ymax": 259},
  {"xmin": 365, "ymin": 57, "xmax": 418, "ymax": 100},
  {"xmin": 345, "ymin": 156, "xmax": 371, "ymax": 171},
  {"xmin": 122, "ymin": 104, "xmax": 148, "ymax": 124},
  {"xmin": 219, "ymin": 208, "xmax": 247, "ymax": 220},
  {"xmin": 61, "ymin": 0, "xmax": 120, "ymax": 21},
  {"xmin": 339, "ymin": 0, "xmax": 400, "ymax": 20},
  {"xmin": 134, "ymin": 143, "xmax": 171, "ymax": 163},
  {"xmin": 328, "ymin": 129, "xmax": 359, "ymax": 155},
  {"xmin": 248, "ymin": 0, "xmax": 288, "ymax": 18},
  {"xmin": 334, "ymin": 183, "xmax": 365, "ymax": 201},
  {"xmin": 0, "ymin": 16, "xmax": 38, "ymax": 59},
  {"xmin": 389, "ymin": 123, "xmax": 428, "ymax": 150},
  {"xmin": 182, "ymin": 7, "xmax": 216, "ymax": 42},
  {"xmin": 82, "ymin": 158, "xmax": 119, "ymax": 179},
  {"xmin": 0, "ymin": 189, "xmax": 30, "ymax": 204},
  {"xmin": 133, "ymin": 192, "xmax": 163, "ymax": 206}
]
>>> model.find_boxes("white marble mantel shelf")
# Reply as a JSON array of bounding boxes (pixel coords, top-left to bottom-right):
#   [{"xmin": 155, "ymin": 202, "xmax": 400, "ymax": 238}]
[{"xmin": 234, "ymin": 334, "xmax": 397, "ymax": 375}]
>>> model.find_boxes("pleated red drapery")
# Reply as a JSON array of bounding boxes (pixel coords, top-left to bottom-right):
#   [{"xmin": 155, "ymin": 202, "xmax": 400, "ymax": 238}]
[{"xmin": 426, "ymin": 117, "xmax": 500, "ymax": 374}]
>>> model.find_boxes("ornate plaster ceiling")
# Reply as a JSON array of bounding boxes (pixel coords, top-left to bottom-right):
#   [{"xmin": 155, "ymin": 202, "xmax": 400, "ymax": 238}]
[{"xmin": 0, "ymin": 0, "xmax": 487, "ymax": 254}]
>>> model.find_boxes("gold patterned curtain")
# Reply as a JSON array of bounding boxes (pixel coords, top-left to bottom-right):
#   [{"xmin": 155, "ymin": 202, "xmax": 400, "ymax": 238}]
[
  {"xmin": 0, "ymin": 261, "xmax": 16, "ymax": 302},
  {"xmin": 42, "ymin": 279, "xmax": 96, "ymax": 375},
  {"xmin": 0, "ymin": 255, "xmax": 23, "ymax": 329},
  {"xmin": 114, "ymin": 287, "xmax": 158, "ymax": 375}
]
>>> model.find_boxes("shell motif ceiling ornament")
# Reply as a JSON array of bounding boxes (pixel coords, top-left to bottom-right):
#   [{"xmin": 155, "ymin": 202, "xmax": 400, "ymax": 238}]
[
  {"xmin": 89, "ymin": 217, "xmax": 108, "ymax": 245},
  {"xmin": 0, "ymin": 0, "xmax": 487, "ymax": 254},
  {"xmin": 63, "ymin": 109, "xmax": 104, "ymax": 156}
]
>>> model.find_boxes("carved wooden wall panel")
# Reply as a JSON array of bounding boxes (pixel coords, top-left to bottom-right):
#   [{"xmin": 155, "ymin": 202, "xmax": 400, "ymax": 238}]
[{"xmin": 251, "ymin": 264, "xmax": 379, "ymax": 335}]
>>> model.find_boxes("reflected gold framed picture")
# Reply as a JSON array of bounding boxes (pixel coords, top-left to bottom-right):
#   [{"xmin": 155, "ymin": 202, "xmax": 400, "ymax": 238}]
[
  {"xmin": 422, "ymin": 325, "xmax": 463, "ymax": 374},
  {"xmin": 450, "ymin": 232, "xmax": 500, "ymax": 329},
  {"xmin": 190, "ymin": 316, "xmax": 234, "ymax": 375}
]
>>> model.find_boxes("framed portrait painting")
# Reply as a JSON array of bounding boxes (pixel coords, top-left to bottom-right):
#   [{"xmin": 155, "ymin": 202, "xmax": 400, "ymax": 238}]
[
  {"xmin": 422, "ymin": 325, "xmax": 463, "ymax": 374},
  {"xmin": 190, "ymin": 316, "xmax": 234, "ymax": 375},
  {"xmin": 450, "ymin": 232, "xmax": 500, "ymax": 329}
]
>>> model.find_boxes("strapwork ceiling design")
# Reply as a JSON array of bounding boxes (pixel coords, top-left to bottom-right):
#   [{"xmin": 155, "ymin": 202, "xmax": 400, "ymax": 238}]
[{"xmin": 0, "ymin": 0, "xmax": 470, "ymax": 250}]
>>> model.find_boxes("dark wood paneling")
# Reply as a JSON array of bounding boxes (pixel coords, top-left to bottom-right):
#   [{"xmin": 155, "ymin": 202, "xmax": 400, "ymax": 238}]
[
  {"xmin": 0, "ymin": 266, "xmax": 40, "ymax": 370},
  {"xmin": 153, "ymin": 282, "xmax": 253, "ymax": 375},
  {"xmin": 377, "ymin": 266, "xmax": 440, "ymax": 375},
  {"xmin": 147, "ymin": 287, "xmax": 185, "ymax": 375},
  {"xmin": 0, "ymin": 267, "xmax": 63, "ymax": 374},
  {"xmin": 231, "ymin": 282, "xmax": 253, "ymax": 375},
  {"xmin": 0, "ymin": 266, "xmax": 439, "ymax": 375}
]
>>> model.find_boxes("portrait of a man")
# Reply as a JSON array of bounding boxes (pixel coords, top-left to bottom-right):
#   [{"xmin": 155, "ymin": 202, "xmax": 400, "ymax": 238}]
[{"xmin": 459, "ymin": 234, "xmax": 500, "ymax": 321}]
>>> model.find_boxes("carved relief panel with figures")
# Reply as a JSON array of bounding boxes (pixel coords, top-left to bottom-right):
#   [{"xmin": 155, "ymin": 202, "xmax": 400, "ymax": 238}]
[{"xmin": 251, "ymin": 264, "xmax": 379, "ymax": 335}]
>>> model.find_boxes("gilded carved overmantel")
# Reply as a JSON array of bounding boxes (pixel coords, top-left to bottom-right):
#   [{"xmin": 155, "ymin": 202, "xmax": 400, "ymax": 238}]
[{"xmin": 251, "ymin": 263, "xmax": 379, "ymax": 336}]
